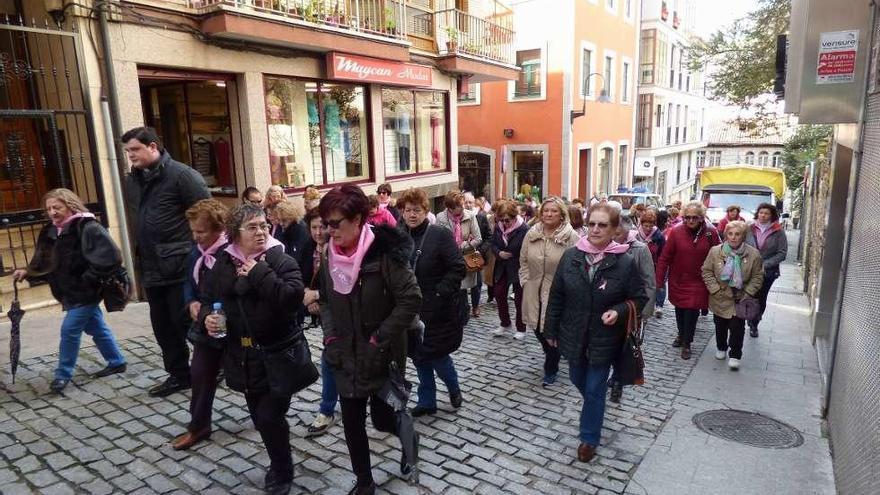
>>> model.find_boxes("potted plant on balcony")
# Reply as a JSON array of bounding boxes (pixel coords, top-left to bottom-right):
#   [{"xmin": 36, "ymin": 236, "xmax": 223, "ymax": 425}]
[
  {"xmin": 445, "ymin": 25, "xmax": 459, "ymax": 52},
  {"xmin": 326, "ymin": 2, "xmax": 346, "ymax": 26},
  {"xmin": 384, "ymin": 7, "xmax": 397, "ymax": 34}
]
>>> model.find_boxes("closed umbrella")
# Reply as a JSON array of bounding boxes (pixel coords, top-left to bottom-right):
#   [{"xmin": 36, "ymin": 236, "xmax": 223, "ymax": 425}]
[
  {"xmin": 377, "ymin": 361, "xmax": 420, "ymax": 484},
  {"xmin": 7, "ymin": 280, "xmax": 24, "ymax": 383}
]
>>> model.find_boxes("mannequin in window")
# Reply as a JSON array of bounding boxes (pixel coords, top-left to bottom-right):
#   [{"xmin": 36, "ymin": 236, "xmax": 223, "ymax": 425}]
[{"xmin": 396, "ymin": 106, "xmax": 411, "ymax": 171}]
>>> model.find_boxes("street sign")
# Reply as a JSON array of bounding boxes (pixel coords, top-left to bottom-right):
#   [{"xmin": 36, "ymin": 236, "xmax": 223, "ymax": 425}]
[{"xmin": 634, "ymin": 157, "xmax": 655, "ymax": 177}]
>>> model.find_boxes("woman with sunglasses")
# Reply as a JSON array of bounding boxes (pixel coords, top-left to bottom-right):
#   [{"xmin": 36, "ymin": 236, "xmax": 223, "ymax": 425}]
[
  {"xmin": 655, "ymin": 201, "xmax": 720, "ymax": 359},
  {"xmin": 199, "ymin": 203, "xmax": 304, "ymax": 494},
  {"xmin": 490, "ymin": 199, "xmax": 530, "ymax": 339},
  {"xmin": 317, "ymin": 185, "xmax": 421, "ymax": 494},
  {"xmin": 544, "ymin": 204, "xmax": 646, "ymax": 463}
]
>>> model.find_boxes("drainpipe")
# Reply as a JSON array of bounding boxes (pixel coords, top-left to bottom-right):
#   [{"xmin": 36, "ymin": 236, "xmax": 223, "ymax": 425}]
[
  {"xmin": 96, "ymin": 0, "xmax": 124, "ymax": 164},
  {"xmin": 821, "ymin": 0, "xmax": 876, "ymax": 417},
  {"xmin": 101, "ymin": 98, "xmax": 135, "ymax": 283}
]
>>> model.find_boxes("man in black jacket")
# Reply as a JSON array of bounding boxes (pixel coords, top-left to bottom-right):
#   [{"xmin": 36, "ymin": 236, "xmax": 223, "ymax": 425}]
[{"xmin": 123, "ymin": 127, "xmax": 210, "ymax": 397}]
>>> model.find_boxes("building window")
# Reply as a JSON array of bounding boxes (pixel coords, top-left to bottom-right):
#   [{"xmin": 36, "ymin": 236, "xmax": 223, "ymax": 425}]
[
  {"xmin": 639, "ymin": 29, "xmax": 656, "ymax": 84},
  {"xmin": 604, "ymin": 54, "xmax": 615, "ymax": 99},
  {"xmin": 708, "ymin": 150, "xmax": 722, "ymax": 166},
  {"xmin": 515, "ymin": 49, "xmax": 542, "ymax": 98},
  {"xmin": 657, "ymin": 32, "xmax": 668, "ymax": 86},
  {"xmin": 621, "ymin": 61, "xmax": 631, "ymax": 103},
  {"xmin": 758, "ymin": 151, "xmax": 769, "ymax": 167},
  {"xmin": 656, "ymin": 104, "xmax": 663, "ymax": 127},
  {"xmin": 669, "ymin": 45, "xmax": 676, "ymax": 89},
  {"xmin": 744, "ymin": 151, "xmax": 755, "ymax": 165},
  {"xmin": 625, "ymin": 0, "xmax": 633, "ymax": 19},
  {"xmin": 606, "ymin": 0, "xmax": 616, "ymax": 13},
  {"xmin": 618, "ymin": 144, "xmax": 628, "ymax": 189},
  {"xmin": 582, "ymin": 47, "xmax": 594, "ymax": 96},
  {"xmin": 382, "ymin": 88, "xmax": 449, "ymax": 177},
  {"xmin": 683, "ymin": 105, "xmax": 689, "ymax": 142},
  {"xmin": 598, "ymin": 147, "xmax": 613, "ymax": 194},
  {"xmin": 666, "ymin": 103, "xmax": 673, "ymax": 145},
  {"xmin": 457, "ymin": 82, "xmax": 479, "ymax": 105},
  {"xmin": 696, "ymin": 150, "xmax": 706, "ymax": 168},
  {"xmin": 513, "ymin": 150, "xmax": 544, "ymax": 199},
  {"xmin": 772, "ymin": 151, "xmax": 782, "ymax": 167},
  {"xmin": 637, "ymin": 94, "xmax": 653, "ymax": 148},
  {"xmin": 674, "ymin": 104, "xmax": 681, "ymax": 144},
  {"xmin": 264, "ymin": 77, "xmax": 369, "ymax": 188}
]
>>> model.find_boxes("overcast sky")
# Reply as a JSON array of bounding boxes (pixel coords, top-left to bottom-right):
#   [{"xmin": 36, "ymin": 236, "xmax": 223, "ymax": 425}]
[{"xmin": 693, "ymin": 0, "xmax": 759, "ymax": 38}]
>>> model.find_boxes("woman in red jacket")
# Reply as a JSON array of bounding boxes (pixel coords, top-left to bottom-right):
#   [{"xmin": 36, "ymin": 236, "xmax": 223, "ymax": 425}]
[{"xmin": 655, "ymin": 201, "xmax": 720, "ymax": 359}]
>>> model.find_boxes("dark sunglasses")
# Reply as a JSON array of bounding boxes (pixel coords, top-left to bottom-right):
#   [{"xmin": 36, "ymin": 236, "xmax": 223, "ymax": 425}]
[
  {"xmin": 377, "ymin": 190, "xmax": 391, "ymax": 195},
  {"xmin": 322, "ymin": 218, "xmax": 344, "ymax": 229},
  {"xmin": 588, "ymin": 221, "xmax": 610, "ymax": 229},
  {"xmin": 683, "ymin": 215, "xmax": 702, "ymax": 221}
]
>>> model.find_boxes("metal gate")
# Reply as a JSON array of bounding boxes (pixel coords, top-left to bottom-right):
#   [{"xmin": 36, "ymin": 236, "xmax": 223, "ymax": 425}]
[{"xmin": 0, "ymin": 16, "xmax": 105, "ymax": 306}]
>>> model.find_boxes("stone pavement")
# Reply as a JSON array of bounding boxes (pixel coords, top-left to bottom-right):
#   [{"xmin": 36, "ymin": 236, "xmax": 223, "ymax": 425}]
[
  {"xmin": 626, "ymin": 231, "xmax": 836, "ymax": 495},
  {"xmin": 0, "ymin": 292, "xmax": 715, "ymax": 494}
]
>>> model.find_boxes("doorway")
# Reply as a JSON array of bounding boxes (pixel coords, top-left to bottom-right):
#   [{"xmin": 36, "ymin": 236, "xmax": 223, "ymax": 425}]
[
  {"xmin": 578, "ymin": 147, "xmax": 592, "ymax": 199},
  {"xmin": 458, "ymin": 151, "xmax": 491, "ymax": 199}
]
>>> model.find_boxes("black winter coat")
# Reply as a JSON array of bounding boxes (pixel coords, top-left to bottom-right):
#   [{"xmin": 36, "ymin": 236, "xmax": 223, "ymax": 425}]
[
  {"xmin": 319, "ymin": 225, "xmax": 422, "ymax": 399},
  {"xmin": 183, "ymin": 244, "xmax": 225, "ymax": 349},
  {"xmin": 474, "ymin": 211, "xmax": 492, "ymax": 256},
  {"xmin": 405, "ymin": 221, "xmax": 466, "ymax": 363},
  {"xmin": 199, "ymin": 245, "xmax": 304, "ymax": 395},
  {"xmin": 27, "ymin": 217, "xmax": 121, "ymax": 310},
  {"xmin": 125, "ymin": 151, "xmax": 210, "ymax": 288},
  {"xmin": 491, "ymin": 222, "xmax": 529, "ymax": 285},
  {"xmin": 274, "ymin": 220, "xmax": 309, "ymax": 266},
  {"xmin": 544, "ymin": 249, "xmax": 647, "ymax": 366}
]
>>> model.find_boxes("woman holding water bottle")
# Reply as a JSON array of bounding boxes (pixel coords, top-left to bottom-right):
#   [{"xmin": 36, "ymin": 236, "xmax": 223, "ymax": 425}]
[
  {"xmin": 200, "ymin": 203, "xmax": 305, "ymax": 494},
  {"xmin": 171, "ymin": 199, "xmax": 230, "ymax": 451}
]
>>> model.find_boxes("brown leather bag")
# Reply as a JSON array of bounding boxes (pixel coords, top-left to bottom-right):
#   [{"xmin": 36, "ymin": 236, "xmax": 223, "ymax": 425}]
[{"xmin": 462, "ymin": 247, "xmax": 485, "ymax": 273}]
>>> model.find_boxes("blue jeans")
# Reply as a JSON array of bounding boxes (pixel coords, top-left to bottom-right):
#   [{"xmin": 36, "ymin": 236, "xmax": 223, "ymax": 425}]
[
  {"xmin": 415, "ymin": 355, "xmax": 460, "ymax": 409},
  {"xmin": 319, "ymin": 356, "xmax": 339, "ymax": 417},
  {"xmin": 568, "ymin": 362, "xmax": 612, "ymax": 447},
  {"xmin": 57, "ymin": 304, "xmax": 126, "ymax": 381},
  {"xmin": 656, "ymin": 282, "xmax": 667, "ymax": 308}
]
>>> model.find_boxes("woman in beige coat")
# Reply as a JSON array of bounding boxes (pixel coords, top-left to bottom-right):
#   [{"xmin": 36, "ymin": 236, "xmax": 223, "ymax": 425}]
[
  {"xmin": 436, "ymin": 190, "xmax": 483, "ymax": 292},
  {"xmin": 701, "ymin": 221, "xmax": 764, "ymax": 370},
  {"xmin": 519, "ymin": 197, "xmax": 579, "ymax": 386}
]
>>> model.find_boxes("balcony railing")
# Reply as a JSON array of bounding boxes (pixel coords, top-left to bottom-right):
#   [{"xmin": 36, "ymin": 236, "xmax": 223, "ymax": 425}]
[
  {"xmin": 436, "ymin": 8, "xmax": 514, "ymax": 65},
  {"xmin": 188, "ymin": 0, "xmax": 408, "ymax": 40}
]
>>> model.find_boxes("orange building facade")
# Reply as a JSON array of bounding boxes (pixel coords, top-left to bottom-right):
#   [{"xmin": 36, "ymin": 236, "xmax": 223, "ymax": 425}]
[{"xmin": 458, "ymin": 0, "xmax": 639, "ymax": 201}]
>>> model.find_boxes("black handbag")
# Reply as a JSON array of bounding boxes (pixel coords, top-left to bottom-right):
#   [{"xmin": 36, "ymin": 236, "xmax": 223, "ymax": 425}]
[
  {"xmin": 236, "ymin": 299, "xmax": 319, "ymax": 398},
  {"xmin": 100, "ymin": 266, "xmax": 132, "ymax": 313},
  {"xmin": 612, "ymin": 300, "xmax": 645, "ymax": 386}
]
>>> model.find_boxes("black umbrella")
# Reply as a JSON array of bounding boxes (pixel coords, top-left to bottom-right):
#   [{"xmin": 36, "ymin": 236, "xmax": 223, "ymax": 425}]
[
  {"xmin": 377, "ymin": 361, "xmax": 420, "ymax": 483},
  {"xmin": 7, "ymin": 279, "xmax": 24, "ymax": 384}
]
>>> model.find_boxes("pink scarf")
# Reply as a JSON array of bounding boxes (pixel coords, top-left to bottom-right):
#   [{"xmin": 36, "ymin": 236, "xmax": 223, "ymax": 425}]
[
  {"xmin": 625, "ymin": 230, "xmax": 639, "ymax": 244},
  {"xmin": 754, "ymin": 222, "xmax": 776, "ymax": 250},
  {"xmin": 54, "ymin": 212, "xmax": 96, "ymax": 235},
  {"xmin": 193, "ymin": 233, "xmax": 228, "ymax": 285},
  {"xmin": 224, "ymin": 235, "xmax": 283, "ymax": 265},
  {"xmin": 575, "ymin": 238, "xmax": 630, "ymax": 264},
  {"xmin": 450, "ymin": 211, "xmax": 463, "ymax": 245},
  {"xmin": 498, "ymin": 215, "xmax": 524, "ymax": 245},
  {"xmin": 328, "ymin": 224, "xmax": 376, "ymax": 295},
  {"xmin": 378, "ymin": 197, "xmax": 391, "ymax": 209},
  {"xmin": 638, "ymin": 226, "xmax": 658, "ymax": 243}
]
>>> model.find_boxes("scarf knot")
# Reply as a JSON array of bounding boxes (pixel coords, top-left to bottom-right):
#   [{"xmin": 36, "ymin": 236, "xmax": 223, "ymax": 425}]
[
  {"xmin": 224, "ymin": 235, "xmax": 284, "ymax": 266},
  {"xmin": 328, "ymin": 225, "xmax": 376, "ymax": 295},
  {"xmin": 575, "ymin": 238, "xmax": 630, "ymax": 264},
  {"xmin": 193, "ymin": 233, "xmax": 228, "ymax": 285},
  {"xmin": 498, "ymin": 215, "xmax": 524, "ymax": 245},
  {"xmin": 450, "ymin": 211, "xmax": 464, "ymax": 245},
  {"xmin": 720, "ymin": 242, "xmax": 745, "ymax": 289},
  {"xmin": 54, "ymin": 212, "xmax": 96, "ymax": 235}
]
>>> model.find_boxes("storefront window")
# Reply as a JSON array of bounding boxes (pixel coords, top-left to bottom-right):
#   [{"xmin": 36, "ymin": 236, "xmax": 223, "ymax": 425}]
[
  {"xmin": 512, "ymin": 150, "xmax": 543, "ymax": 200},
  {"xmin": 264, "ymin": 77, "xmax": 369, "ymax": 188},
  {"xmin": 139, "ymin": 78, "xmax": 236, "ymax": 194},
  {"xmin": 382, "ymin": 88, "xmax": 448, "ymax": 177}
]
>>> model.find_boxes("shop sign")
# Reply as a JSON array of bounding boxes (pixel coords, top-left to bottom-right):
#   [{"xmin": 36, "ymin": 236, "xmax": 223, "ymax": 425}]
[
  {"xmin": 634, "ymin": 157, "xmax": 655, "ymax": 177},
  {"xmin": 327, "ymin": 53, "xmax": 432, "ymax": 87},
  {"xmin": 816, "ymin": 30, "xmax": 859, "ymax": 85}
]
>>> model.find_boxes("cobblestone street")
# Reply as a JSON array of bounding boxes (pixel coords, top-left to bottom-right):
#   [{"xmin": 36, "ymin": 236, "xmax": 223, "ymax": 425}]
[{"xmin": 0, "ymin": 298, "xmax": 713, "ymax": 495}]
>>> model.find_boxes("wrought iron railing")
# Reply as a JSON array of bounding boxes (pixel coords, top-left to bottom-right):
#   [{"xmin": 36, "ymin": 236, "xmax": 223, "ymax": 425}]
[
  {"xmin": 188, "ymin": 0, "xmax": 408, "ymax": 40},
  {"xmin": 435, "ymin": 8, "xmax": 514, "ymax": 65}
]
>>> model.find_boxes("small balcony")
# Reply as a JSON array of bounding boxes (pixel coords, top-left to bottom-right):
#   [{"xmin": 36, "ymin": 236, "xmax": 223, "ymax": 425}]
[
  {"xmin": 434, "ymin": 7, "xmax": 518, "ymax": 82},
  {"xmin": 184, "ymin": 0, "xmax": 412, "ymax": 61}
]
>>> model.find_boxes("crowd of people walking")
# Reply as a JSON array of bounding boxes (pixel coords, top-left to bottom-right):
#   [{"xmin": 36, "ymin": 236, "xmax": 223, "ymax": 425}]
[{"xmin": 15, "ymin": 126, "xmax": 789, "ymax": 494}]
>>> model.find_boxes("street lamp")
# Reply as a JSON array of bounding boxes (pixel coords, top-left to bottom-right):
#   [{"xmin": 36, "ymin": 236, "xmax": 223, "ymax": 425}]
[{"xmin": 570, "ymin": 72, "xmax": 611, "ymax": 123}]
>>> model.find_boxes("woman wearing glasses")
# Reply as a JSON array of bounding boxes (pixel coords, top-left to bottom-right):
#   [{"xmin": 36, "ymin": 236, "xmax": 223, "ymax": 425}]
[
  {"xmin": 199, "ymin": 203, "xmax": 304, "ymax": 494},
  {"xmin": 655, "ymin": 201, "xmax": 720, "ymax": 359},
  {"xmin": 490, "ymin": 199, "xmax": 530, "ymax": 340},
  {"xmin": 544, "ymin": 204, "xmax": 646, "ymax": 463},
  {"xmin": 317, "ymin": 185, "xmax": 421, "ymax": 494}
]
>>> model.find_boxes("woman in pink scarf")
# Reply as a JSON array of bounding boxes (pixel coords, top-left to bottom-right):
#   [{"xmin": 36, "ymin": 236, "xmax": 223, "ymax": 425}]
[
  {"xmin": 543, "ymin": 204, "xmax": 647, "ymax": 463},
  {"xmin": 436, "ymin": 190, "xmax": 483, "ymax": 298},
  {"xmin": 317, "ymin": 185, "xmax": 422, "ymax": 493},
  {"xmin": 490, "ymin": 199, "xmax": 530, "ymax": 339},
  {"xmin": 744, "ymin": 203, "xmax": 788, "ymax": 338},
  {"xmin": 170, "ymin": 199, "xmax": 230, "ymax": 451},
  {"xmin": 366, "ymin": 194, "xmax": 397, "ymax": 228}
]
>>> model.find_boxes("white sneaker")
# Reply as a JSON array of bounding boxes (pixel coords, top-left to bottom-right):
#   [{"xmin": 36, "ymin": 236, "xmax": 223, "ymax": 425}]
[
  {"xmin": 492, "ymin": 325, "xmax": 510, "ymax": 336},
  {"xmin": 513, "ymin": 331, "xmax": 526, "ymax": 341},
  {"xmin": 728, "ymin": 358, "xmax": 741, "ymax": 370},
  {"xmin": 306, "ymin": 413, "xmax": 335, "ymax": 436},
  {"xmin": 654, "ymin": 309, "xmax": 663, "ymax": 318},
  {"xmin": 715, "ymin": 350, "xmax": 727, "ymax": 360}
]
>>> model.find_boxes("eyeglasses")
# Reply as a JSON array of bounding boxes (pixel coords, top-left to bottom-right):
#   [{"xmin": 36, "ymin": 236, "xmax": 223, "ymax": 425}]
[
  {"xmin": 683, "ymin": 215, "xmax": 702, "ymax": 221},
  {"xmin": 239, "ymin": 222, "xmax": 271, "ymax": 234},
  {"xmin": 588, "ymin": 221, "xmax": 610, "ymax": 229},
  {"xmin": 322, "ymin": 218, "xmax": 345, "ymax": 229}
]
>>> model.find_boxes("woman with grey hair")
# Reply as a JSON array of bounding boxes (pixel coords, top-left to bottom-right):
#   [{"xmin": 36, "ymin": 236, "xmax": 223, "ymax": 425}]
[
  {"xmin": 199, "ymin": 203, "xmax": 305, "ymax": 494},
  {"xmin": 519, "ymin": 197, "xmax": 578, "ymax": 384}
]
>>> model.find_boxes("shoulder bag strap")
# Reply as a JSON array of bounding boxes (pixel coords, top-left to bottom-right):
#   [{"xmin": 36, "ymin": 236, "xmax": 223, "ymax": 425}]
[{"xmin": 410, "ymin": 225, "xmax": 430, "ymax": 270}]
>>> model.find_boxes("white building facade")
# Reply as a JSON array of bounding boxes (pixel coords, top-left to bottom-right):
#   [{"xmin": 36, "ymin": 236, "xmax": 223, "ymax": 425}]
[{"xmin": 633, "ymin": 0, "xmax": 711, "ymax": 204}]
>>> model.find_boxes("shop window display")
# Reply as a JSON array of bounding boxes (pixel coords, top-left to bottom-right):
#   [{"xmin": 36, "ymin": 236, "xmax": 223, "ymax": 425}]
[
  {"xmin": 512, "ymin": 150, "xmax": 543, "ymax": 201},
  {"xmin": 264, "ymin": 77, "xmax": 369, "ymax": 188},
  {"xmin": 382, "ymin": 88, "xmax": 448, "ymax": 177}
]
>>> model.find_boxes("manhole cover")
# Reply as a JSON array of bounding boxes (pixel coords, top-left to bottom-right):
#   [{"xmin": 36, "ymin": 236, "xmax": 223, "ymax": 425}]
[{"xmin": 692, "ymin": 409, "xmax": 804, "ymax": 449}]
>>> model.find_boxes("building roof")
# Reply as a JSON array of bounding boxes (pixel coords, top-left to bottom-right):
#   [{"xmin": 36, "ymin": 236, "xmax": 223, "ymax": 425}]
[{"xmin": 706, "ymin": 117, "xmax": 797, "ymax": 146}]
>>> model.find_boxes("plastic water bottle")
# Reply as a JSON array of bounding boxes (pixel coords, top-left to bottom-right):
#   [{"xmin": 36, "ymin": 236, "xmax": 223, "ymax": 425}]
[{"xmin": 211, "ymin": 302, "xmax": 227, "ymax": 339}]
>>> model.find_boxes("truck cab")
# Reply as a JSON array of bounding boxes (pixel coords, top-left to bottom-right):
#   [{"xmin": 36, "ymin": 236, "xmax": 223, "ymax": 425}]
[{"xmin": 698, "ymin": 165, "xmax": 786, "ymax": 225}]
